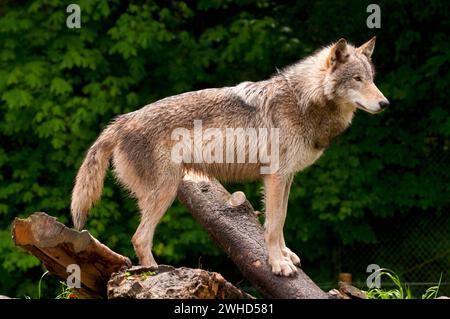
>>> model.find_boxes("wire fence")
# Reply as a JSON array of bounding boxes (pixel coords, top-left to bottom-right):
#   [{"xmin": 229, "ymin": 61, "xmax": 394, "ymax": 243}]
[
  {"xmin": 339, "ymin": 211, "xmax": 449, "ymax": 296},
  {"xmin": 317, "ymin": 152, "xmax": 450, "ymax": 297}
]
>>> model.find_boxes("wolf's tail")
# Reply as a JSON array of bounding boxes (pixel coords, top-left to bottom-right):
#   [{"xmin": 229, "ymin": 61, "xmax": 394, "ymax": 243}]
[{"xmin": 71, "ymin": 123, "xmax": 119, "ymax": 230}]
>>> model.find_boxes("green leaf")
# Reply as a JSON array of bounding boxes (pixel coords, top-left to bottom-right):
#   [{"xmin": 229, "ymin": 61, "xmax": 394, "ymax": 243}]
[
  {"xmin": 2, "ymin": 89, "xmax": 33, "ymax": 108},
  {"xmin": 50, "ymin": 78, "xmax": 72, "ymax": 95}
]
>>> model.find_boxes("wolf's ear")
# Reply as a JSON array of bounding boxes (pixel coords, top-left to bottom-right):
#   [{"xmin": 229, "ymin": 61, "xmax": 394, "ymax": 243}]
[
  {"xmin": 357, "ymin": 36, "xmax": 376, "ymax": 59},
  {"xmin": 327, "ymin": 38, "xmax": 349, "ymax": 69}
]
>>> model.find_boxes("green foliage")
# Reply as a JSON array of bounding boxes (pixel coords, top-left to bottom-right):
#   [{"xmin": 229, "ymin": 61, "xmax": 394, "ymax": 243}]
[
  {"xmin": 54, "ymin": 281, "xmax": 78, "ymax": 299},
  {"xmin": 24, "ymin": 271, "xmax": 78, "ymax": 299},
  {"xmin": 0, "ymin": 0, "xmax": 448, "ymax": 297},
  {"xmin": 366, "ymin": 269, "xmax": 442, "ymax": 299}
]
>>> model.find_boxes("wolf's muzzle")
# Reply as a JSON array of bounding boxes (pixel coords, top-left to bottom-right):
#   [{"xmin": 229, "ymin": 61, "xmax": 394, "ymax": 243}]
[{"xmin": 379, "ymin": 100, "xmax": 390, "ymax": 110}]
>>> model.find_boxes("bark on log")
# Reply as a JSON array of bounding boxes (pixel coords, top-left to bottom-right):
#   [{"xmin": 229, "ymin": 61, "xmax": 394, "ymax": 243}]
[
  {"xmin": 107, "ymin": 265, "xmax": 253, "ymax": 299},
  {"xmin": 11, "ymin": 212, "xmax": 132, "ymax": 298},
  {"xmin": 178, "ymin": 173, "xmax": 329, "ymax": 299}
]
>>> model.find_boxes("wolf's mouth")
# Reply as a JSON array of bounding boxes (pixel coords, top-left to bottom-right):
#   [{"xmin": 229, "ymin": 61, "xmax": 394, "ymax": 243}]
[{"xmin": 355, "ymin": 101, "xmax": 382, "ymax": 114}]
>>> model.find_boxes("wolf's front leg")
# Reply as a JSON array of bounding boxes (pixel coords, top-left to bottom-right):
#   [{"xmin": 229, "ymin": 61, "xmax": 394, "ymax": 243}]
[
  {"xmin": 280, "ymin": 236, "xmax": 301, "ymax": 266},
  {"xmin": 264, "ymin": 174, "xmax": 298, "ymax": 276},
  {"xmin": 279, "ymin": 174, "xmax": 301, "ymax": 266}
]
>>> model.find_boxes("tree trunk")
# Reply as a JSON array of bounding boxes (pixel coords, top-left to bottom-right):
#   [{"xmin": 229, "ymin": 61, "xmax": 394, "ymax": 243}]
[{"xmin": 178, "ymin": 173, "xmax": 329, "ymax": 299}]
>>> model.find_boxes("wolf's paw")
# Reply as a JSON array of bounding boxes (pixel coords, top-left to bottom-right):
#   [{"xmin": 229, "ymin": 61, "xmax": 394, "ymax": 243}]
[
  {"xmin": 269, "ymin": 258, "xmax": 298, "ymax": 277},
  {"xmin": 281, "ymin": 247, "xmax": 301, "ymax": 266}
]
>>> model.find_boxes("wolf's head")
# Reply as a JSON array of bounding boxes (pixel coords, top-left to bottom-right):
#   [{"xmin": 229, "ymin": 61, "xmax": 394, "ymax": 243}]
[{"xmin": 324, "ymin": 37, "xmax": 389, "ymax": 114}]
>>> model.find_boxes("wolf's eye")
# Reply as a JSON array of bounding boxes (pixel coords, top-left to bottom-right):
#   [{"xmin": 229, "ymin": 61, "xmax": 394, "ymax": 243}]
[{"xmin": 354, "ymin": 76, "xmax": 363, "ymax": 82}]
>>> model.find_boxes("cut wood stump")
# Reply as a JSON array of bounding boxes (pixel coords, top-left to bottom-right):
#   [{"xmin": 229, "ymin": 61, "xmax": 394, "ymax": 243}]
[{"xmin": 107, "ymin": 265, "xmax": 253, "ymax": 299}]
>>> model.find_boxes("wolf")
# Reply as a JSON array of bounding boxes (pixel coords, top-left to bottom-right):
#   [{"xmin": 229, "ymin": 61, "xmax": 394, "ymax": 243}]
[{"xmin": 71, "ymin": 37, "xmax": 389, "ymax": 276}]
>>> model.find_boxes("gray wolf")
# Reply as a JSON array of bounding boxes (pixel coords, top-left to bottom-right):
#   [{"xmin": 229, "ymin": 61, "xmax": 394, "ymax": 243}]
[{"xmin": 71, "ymin": 37, "xmax": 389, "ymax": 276}]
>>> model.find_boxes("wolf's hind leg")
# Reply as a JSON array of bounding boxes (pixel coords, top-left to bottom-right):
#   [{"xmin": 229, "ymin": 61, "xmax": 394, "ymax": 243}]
[
  {"xmin": 279, "ymin": 175, "xmax": 301, "ymax": 266},
  {"xmin": 264, "ymin": 174, "xmax": 298, "ymax": 276},
  {"xmin": 132, "ymin": 177, "xmax": 180, "ymax": 267}
]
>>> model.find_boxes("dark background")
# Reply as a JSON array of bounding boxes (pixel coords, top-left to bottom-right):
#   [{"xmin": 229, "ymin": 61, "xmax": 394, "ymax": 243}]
[{"xmin": 0, "ymin": 0, "xmax": 448, "ymax": 298}]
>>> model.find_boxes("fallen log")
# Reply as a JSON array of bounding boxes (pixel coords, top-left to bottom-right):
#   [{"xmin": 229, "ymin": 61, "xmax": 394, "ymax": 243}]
[
  {"xmin": 11, "ymin": 212, "xmax": 132, "ymax": 298},
  {"xmin": 178, "ymin": 173, "xmax": 329, "ymax": 299}
]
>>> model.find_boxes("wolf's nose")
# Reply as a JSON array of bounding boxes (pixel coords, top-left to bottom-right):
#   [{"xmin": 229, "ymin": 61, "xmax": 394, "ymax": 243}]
[{"xmin": 379, "ymin": 100, "xmax": 390, "ymax": 109}]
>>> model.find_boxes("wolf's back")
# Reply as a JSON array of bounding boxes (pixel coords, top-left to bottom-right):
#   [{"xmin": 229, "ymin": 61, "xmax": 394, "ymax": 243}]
[{"xmin": 71, "ymin": 123, "xmax": 119, "ymax": 230}]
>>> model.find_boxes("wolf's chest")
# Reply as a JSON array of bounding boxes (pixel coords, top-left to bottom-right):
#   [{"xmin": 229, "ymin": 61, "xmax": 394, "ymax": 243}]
[
  {"xmin": 310, "ymin": 109, "xmax": 353, "ymax": 150},
  {"xmin": 284, "ymin": 142, "xmax": 324, "ymax": 173},
  {"xmin": 282, "ymin": 111, "xmax": 352, "ymax": 173}
]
